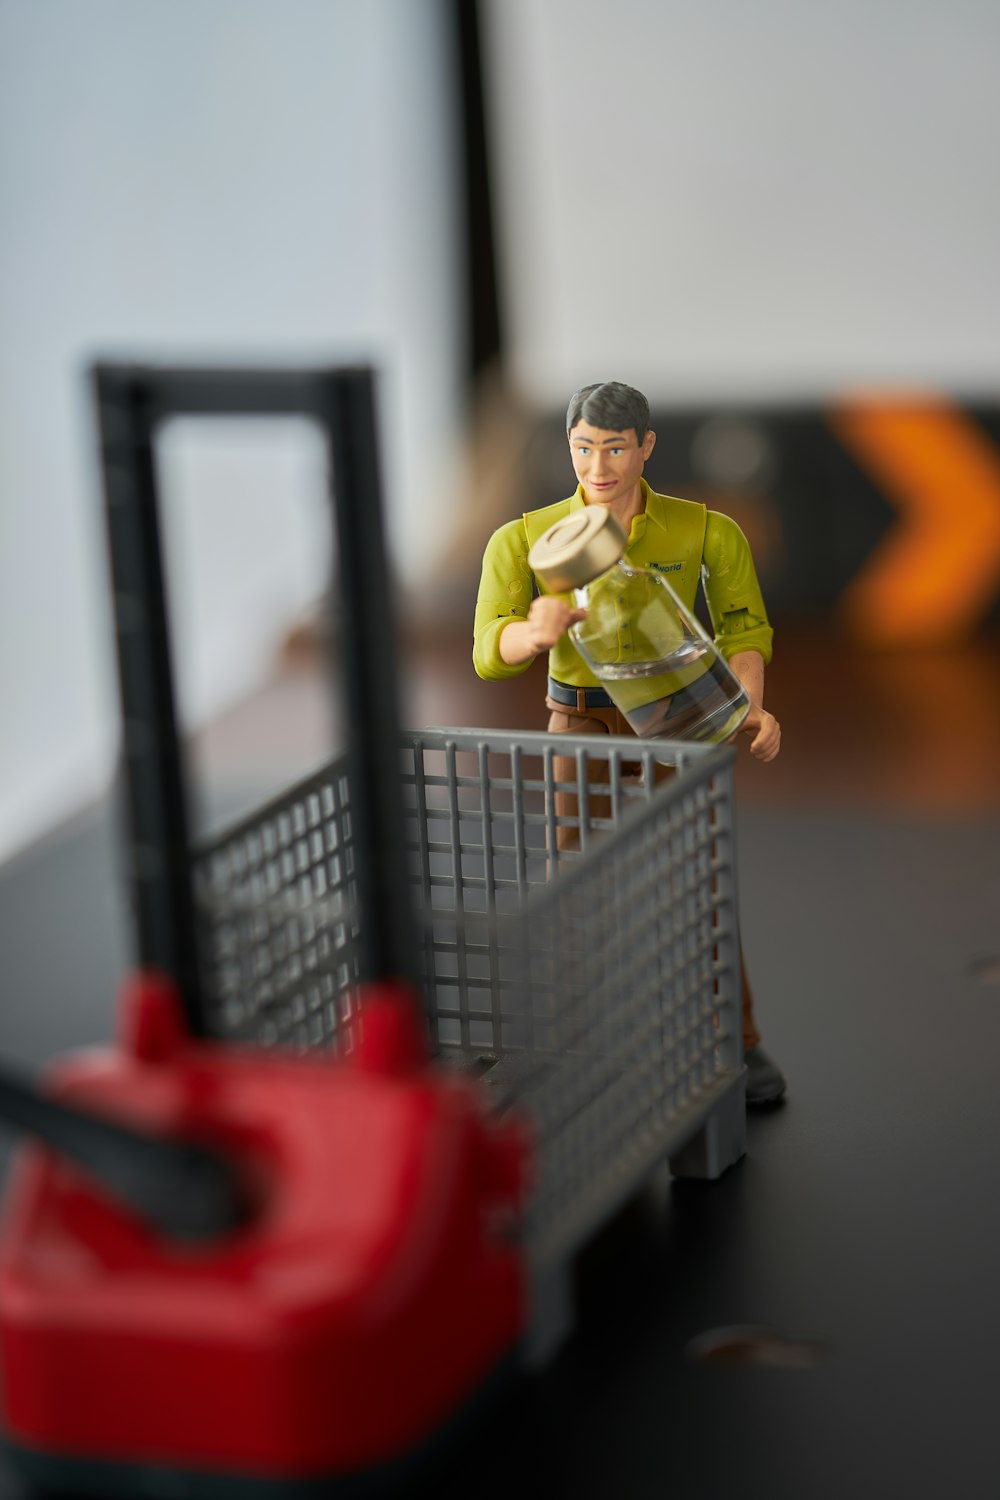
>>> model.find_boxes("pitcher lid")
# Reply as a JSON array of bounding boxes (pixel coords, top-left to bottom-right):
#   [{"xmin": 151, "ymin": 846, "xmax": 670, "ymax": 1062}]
[{"xmin": 527, "ymin": 507, "xmax": 628, "ymax": 591}]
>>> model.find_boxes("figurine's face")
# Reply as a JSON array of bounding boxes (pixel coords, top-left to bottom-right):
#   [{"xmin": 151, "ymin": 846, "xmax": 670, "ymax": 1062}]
[{"xmin": 568, "ymin": 422, "xmax": 656, "ymax": 507}]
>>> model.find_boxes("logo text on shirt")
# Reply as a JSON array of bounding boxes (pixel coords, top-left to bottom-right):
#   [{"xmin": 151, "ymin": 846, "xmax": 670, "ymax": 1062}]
[{"xmin": 649, "ymin": 561, "xmax": 683, "ymax": 574}]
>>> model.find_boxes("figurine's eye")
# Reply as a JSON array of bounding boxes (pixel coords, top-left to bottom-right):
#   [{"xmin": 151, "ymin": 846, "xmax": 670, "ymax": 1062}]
[
  {"xmin": 577, "ymin": 446, "xmax": 591, "ymax": 455},
  {"xmin": 610, "ymin": 448, "xmax": 624, "ymax": 455}
]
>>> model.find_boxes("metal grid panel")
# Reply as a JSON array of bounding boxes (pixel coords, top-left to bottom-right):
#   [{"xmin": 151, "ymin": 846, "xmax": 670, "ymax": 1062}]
[
  {"xmin": 194, "ymin": 761, "xmax": 361, "ymax": 1047},
  {"xmin": 193, "ymin": 729, "xmax": 743, "ymax": 1264},
  {"xmin": 490, "ymin": 765, "xmax": 741, "ymax": 1264},
  {"xmin": 194, "ymin": 729, "xmax": 712, "ymax": 1052}
]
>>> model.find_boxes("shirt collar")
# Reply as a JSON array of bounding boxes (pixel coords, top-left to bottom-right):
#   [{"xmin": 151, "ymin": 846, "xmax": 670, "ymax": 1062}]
[
  {"xmin": 569, "ymin": 479, "xmax": 665, "ymax": 536},
  {"xmin": 638, "ymin": 480, "xmax": 669, "ymax": 535}
]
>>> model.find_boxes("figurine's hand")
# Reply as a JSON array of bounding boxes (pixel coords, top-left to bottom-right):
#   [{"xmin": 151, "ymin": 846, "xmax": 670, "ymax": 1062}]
[
  {"xmin": 524, "ymin": 596, "xmax": 587, "ymax": 653},
  {"xmin": 739, "ymin": 706, "xmax": 781, "ymax": 762}
]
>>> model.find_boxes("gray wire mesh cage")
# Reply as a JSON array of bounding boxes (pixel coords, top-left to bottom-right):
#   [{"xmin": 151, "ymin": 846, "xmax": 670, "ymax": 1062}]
[{"xmin": 193, "ymin": 728, "xmax": 746, "ymax": 1272}]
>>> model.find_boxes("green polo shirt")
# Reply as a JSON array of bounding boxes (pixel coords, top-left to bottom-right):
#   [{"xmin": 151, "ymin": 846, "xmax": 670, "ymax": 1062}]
[{"xmin": 473, "ymin": 479, "xmax": 773, "ymax": 687}]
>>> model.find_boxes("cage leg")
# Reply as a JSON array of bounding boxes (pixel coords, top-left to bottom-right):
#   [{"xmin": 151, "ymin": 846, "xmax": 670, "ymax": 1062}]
[
  {"xmin": 668, "ymin": 1074, "xmax": 746, "ymax": 1180},
  {"xmin": 523, "ymin": 1257, "xmax": 575, "ymax": 1368}
]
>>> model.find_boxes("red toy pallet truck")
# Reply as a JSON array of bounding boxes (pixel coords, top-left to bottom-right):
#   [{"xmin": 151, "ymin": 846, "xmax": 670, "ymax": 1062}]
[{"xmin": 0, "ymin": 366, "xmax": 747, "ymax": 1496}]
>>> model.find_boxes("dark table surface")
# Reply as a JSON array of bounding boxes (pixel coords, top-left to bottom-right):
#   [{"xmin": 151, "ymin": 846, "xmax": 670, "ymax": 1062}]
[{"xmin": 2, "ymin": 636, "xmax": 1000, "ymax": 1498}]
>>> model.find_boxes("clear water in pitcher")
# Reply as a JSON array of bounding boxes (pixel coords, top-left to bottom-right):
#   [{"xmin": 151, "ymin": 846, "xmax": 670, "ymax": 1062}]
[{"xmin": 594, "ymin": 646, "xmax": 750, "ymax": 744}]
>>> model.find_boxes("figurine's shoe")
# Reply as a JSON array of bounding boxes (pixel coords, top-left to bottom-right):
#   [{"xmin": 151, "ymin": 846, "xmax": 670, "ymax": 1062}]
[{"xmin": 744, "ymin": 1046, "xmax": 787, "ymax": 1107}]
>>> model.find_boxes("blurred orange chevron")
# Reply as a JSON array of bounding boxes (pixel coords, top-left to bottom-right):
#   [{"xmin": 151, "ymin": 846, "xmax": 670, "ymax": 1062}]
[{"xmin": 833, "ymin": 397, "xmax": 1000, "ymax": 646}]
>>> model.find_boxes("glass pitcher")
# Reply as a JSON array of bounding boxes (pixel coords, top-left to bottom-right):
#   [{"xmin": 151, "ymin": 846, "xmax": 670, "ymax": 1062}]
[{"xmin": 528, "ymin": 507, "xmax": 750, "ymax": 745}]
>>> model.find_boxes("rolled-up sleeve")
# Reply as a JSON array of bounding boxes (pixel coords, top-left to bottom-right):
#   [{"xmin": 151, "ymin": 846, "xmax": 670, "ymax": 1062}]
[
  {"xmin": 701, "ymin": 511, "xmax": 774, "ymax": 665},
  {"xmin": 473, "ymin": 518, "xmax": 536, "ymax": 680}
]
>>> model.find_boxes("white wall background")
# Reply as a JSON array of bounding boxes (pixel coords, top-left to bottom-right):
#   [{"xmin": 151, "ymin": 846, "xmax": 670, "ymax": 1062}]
[
  {"xmin": 483, "ymin": 0, "xmax": 1000, "ymax": 404},
  {"xmin": 0, "ymin": 0, "xmax": 463, "ymax": 860},
  {"xmin": 4, "ymin": 0, "xmax": 1000, "ymax": 861}
]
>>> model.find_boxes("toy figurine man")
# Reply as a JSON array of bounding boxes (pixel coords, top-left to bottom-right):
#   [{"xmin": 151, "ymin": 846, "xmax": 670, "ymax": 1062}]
[{"xmin": 473, "ymin": 380, "xmax": 786, "ymax": 1106}]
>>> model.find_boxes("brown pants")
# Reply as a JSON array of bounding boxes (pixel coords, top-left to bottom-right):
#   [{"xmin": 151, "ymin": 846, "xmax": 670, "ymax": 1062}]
[{"xmin": 545, "ymin": 694, "xmax": 762, "ymax": 1053}]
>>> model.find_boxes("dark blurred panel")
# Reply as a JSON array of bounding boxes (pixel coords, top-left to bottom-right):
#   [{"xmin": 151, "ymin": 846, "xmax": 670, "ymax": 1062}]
[
  {"xmin": 450, "ymin": 0, "xmax": 504, "ymax": 384},
  {"xmin": 515, "ymin": 399, "xmax": 1000, "ymax": 642}
]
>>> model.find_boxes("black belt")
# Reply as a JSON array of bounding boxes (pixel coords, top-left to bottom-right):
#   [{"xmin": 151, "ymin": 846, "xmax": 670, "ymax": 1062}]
[{"xmin": 546, "ymin": 676, "xmax": 614, "ymax": 710}]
